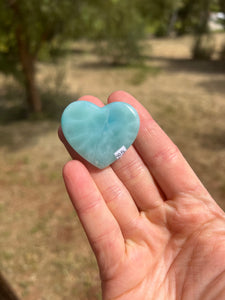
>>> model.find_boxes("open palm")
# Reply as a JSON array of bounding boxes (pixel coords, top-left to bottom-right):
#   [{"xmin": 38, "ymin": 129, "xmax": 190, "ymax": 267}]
[{"xmin": 59, "ymin": 91, "xmax": 225, "ymax": 300}]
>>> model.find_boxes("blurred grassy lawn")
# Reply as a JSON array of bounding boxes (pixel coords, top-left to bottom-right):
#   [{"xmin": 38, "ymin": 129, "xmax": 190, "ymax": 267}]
[{"xmin": 0, "ymin": 33, "xmax": 225, "ymax": 300}]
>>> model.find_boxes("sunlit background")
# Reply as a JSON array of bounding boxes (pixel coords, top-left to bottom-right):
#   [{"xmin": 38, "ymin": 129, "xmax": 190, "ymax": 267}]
[{"xmin": 0, "ymin": 0, "xmax": 225, "ymax": 299}]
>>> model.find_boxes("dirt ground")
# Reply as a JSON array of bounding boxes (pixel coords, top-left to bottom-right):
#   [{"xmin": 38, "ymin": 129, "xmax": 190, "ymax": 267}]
[{"xmin": 0, "ymin": 34, "xmax": 225, "ymax": 300}]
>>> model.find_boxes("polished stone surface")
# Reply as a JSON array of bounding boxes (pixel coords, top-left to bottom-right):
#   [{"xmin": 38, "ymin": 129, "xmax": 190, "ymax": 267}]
[{"xmin": 61, "ymin": 101, "xmax": 140, "ymax": 169}]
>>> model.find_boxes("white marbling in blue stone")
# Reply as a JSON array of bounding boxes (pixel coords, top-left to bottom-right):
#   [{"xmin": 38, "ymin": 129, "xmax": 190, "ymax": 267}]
[{"xmin": 61, "ymin": 101, "xmax": 140, "ymax": 169}]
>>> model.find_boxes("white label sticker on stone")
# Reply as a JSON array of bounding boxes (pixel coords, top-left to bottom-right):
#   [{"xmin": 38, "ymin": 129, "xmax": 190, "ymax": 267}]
[{"xmin": 114, "ymin": 146, "xmax": 127, "ymax": 160}]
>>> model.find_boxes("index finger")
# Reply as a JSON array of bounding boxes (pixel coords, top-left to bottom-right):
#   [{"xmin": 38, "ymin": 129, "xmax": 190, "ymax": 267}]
[{"xmin": 108, "ymin": 91, "xmax": 209, "ymax": 200}]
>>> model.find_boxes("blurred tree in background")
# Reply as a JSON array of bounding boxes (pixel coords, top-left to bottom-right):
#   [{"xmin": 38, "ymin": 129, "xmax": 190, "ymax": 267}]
[
  {"xmin": 0, "ymin": 0, "xmax": 84, "ymax": 114},
  {"xmin": 137, "ymin": 0, "xmax": 182, "ymax": 37},
  {"xmin": 173, "ymin": 0, "xmax": 219, "ymax": 59},
  {"xmin": 0, "ymin": 0, "xmax": 224, "ymax": 115},
  {"xmin": 81, "ymin": 0, "xmax": 145, "ymax": 65}
]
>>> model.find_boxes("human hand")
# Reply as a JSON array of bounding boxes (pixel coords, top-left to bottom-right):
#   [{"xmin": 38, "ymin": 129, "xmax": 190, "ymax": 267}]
[{"xmin": 59, "ymin": 91, "xmax": 225, "ymax": 300}]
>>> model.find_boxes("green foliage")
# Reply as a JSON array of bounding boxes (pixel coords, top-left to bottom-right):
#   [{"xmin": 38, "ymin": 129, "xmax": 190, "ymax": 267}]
[
  {"xmin": 173, "ymin": 0, "xmax": 209, "ymax": 35},
  {"xmin": 0, "ymin": 0, "xmax": 150, "ymax": 70},
  {"xmin": 82, "ymin": 0, "xmax": 145, "ymax": 64},
  {"xmin": 137, "ymin": 0, "xmax": 182, "ymax": 36},
  {"xmin": 218, "ymin": 0, "xmax": 225, "ymax": 13},
  {"xmin": 0, "ymin": 0, "xmax": 84, "ymax": 65},
  {"xmin": 0, "ymin": 0, "xmax": 86, "ymax": 113}
]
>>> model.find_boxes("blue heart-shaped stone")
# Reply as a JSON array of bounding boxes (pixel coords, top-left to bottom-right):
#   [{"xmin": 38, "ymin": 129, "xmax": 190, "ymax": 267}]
[{"xmin": 61, "ymin": 101, "xmax": 140, "ymax": 169}]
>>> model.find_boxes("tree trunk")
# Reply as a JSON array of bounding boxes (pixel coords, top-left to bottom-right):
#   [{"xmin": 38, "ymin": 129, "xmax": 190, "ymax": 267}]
[
  {"xmin": 22, "ymin": 54, "xmax": 42, "ymax": 114},
  {"xmin": 167, "ymin": 10, "xmax": 178, "ymax": 36},
  {"xmin": 16, "ymin": 33, "xmax": 42, "ymax": 114},
  {"xmin": 0, "ymin": 271, "xmax": 20, "ymax": 300},
  {"xmin": 9, "ymin": 0, "xmax": 42, "ymax": 114}
]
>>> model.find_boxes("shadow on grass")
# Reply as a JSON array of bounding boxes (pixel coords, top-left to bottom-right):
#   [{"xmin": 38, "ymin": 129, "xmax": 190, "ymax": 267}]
[
  {"xmin": 197, "ymin": 128, "xmax": 225, "ymax": 151},
  {"xmin": 79, "ymin": 60, "xmax": 161, "ymax": 87},
  {"xmin": 0, "ymin": 121, "xmax": 53, "ymax": 151},
  {"xmin": 0, "ymin": 81, "xmax": 77, "ymax": 124},
  {"xmin": 198, "ymin": 79, "xmax": 225, "ymax": 94},
  {"xmin": 40, "ymin": 86, "xmax": 78, "ymax": 121},
  {"xmin": 50, "ymin": 46, "xmax": 86, "ymax": 57},
  {"xmin": 0, "ymin": 81, "xmax": 78, "ymax": 151},
  {"xmin": 0, "ymin": 82, "xmax": 27, "ymax": 124},
  {"xmin": 146, "ymin": 56, "xmax": 225, "ymax": 75}
]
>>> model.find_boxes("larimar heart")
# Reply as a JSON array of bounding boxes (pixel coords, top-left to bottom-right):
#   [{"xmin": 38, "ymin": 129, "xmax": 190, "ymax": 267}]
[{"xmin": 61, "ymin": 101, "xmax": 140, "ymax": 169}]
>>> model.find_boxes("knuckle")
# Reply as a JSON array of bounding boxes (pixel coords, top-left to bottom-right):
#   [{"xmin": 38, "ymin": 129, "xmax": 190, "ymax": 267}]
[
  {"xmin": 77, "ymin": 193, "xmax": 102, "ymax": 215},
  {"xmin": 118, "ymin": 159, "xmax": 147, "ymax": 182},
  {"xmin": 103, "ymin": 184, "xmax": 124, "ymax": 203},
  {"xmin": 92, "ymin": 224, "xmax": 120, "ymax": 246},
  {"xmin": 141, "ymin": 118, "xmax": 159, "ymax": 140},
  {"xmin": 152, "ymin": 145, "xmax": 180, "ymax": 167}
]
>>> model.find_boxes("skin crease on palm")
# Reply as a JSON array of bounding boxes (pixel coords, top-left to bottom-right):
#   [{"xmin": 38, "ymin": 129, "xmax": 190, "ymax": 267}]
[{"xmin": 58, "ymin": 91, "xmax": 225, "ymax": 300}]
